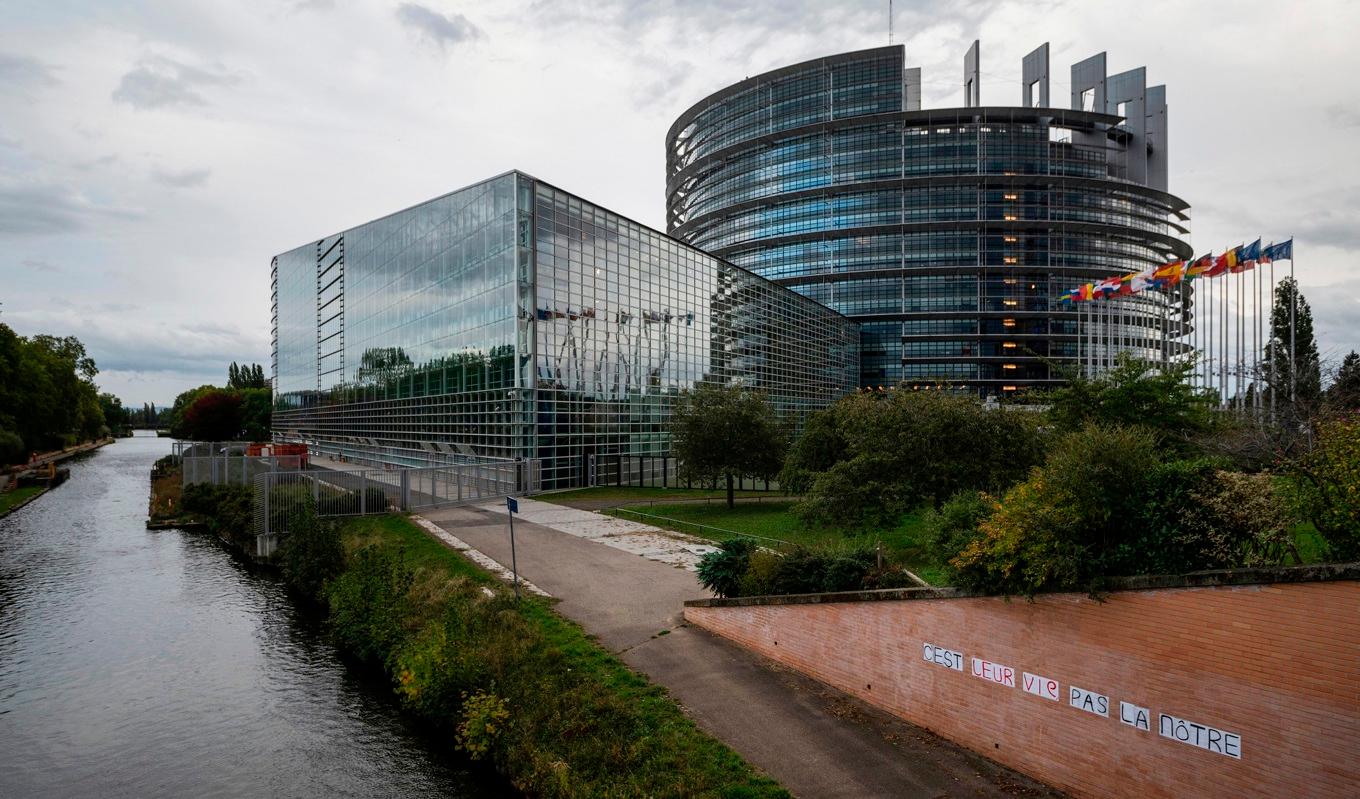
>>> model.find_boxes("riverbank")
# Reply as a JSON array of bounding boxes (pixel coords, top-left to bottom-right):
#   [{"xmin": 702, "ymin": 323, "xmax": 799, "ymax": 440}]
[
  {"xmin": 3, "ymin": 437, "xmax": 113, "ymax": 476},
  {"xmin": 302, "ymin": 512, "xmax": 787, "ymax": 798}
]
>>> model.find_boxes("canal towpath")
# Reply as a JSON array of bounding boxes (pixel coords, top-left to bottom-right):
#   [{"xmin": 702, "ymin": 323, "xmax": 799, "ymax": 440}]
[{"xmin": 419, "ymin": 497, "xmax": 1059, "ymax": 799}]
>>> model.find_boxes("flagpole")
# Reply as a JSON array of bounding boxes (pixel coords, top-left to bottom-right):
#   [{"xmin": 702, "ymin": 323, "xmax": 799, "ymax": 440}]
[
  {"xmin": 1221, "ymin": 268, "xmax": 1228, "ymax": 409},
  {"xmin": 1289, "ymin": 239, "xmax": 1296, "ymax": 405},
  {"xmin": 1254, "ymin": 254, "xmax": 1262, "ymax": 415},
  {"xmin": 1262, "ymin": 256, "xmax": 1272, "ymax": 418},
  {"xmin": 1237, "ymin": 263, "xmax": 1244, "ymax": 413}
]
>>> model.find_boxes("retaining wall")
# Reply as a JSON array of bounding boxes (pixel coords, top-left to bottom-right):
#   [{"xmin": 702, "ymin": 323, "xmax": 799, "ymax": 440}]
[{"xmin": 684, "ymin": 566, "xmax": 1360, "ymax": 798}]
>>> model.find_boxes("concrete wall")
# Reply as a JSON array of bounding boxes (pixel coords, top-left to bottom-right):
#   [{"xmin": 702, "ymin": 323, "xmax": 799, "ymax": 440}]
[{"xmin": 684, "ymin": 573, "xmax": 1360, "ymax": 798}]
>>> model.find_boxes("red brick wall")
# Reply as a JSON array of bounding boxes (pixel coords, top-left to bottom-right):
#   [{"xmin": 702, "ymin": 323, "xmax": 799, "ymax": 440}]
[{"xmin": 685, "ymin": 581, "xmax": 1360, "ymax": 798}]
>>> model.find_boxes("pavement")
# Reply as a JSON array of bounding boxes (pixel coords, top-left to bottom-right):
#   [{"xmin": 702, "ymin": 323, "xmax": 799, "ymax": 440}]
[{"xmin": 417, "ymin": 497, "xmax": 1061, "ymax": 799}]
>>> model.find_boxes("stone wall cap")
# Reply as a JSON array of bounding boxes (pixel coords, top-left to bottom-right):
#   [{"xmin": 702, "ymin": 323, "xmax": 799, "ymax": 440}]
[{"xmin": 683, "ymin": 562, "xmax": 1360, "ymax": 608}]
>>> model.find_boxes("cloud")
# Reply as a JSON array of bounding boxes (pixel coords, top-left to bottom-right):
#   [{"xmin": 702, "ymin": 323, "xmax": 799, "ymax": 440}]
[
  {"xmin": 111, "ymin": 55, "xmax": 238, "ymax": 110},
  {"xmin": 21, "ymin": 258, "xmax": 64, "ymax": 274},
  {"xmin": 395, "ymin": 3, "xmax": 484, "ymax": 51},
  {"xmin": 1324, "ymin": 104, "xmax": 1360, "ymax": 128},
  {"xmin": 151, "ymin": 167, "xmax": 211, "ymax": 188},
  {"xmin": 0, "ymin": 181, "xmax": 140, "ymax": 236},
  {"xmin": 0, "ymin": 52, "xmax": 58, "ymax": 89}
]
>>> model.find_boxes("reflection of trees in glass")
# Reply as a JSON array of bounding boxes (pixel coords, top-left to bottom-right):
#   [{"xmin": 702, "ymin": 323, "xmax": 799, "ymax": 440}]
[
  {"xmin": 339, "ymin": 344, "xmax": 515, "ymax": 401},
  {"xmin": 356, "ymin": 347, "xmax": 414, "ymax": 383}
]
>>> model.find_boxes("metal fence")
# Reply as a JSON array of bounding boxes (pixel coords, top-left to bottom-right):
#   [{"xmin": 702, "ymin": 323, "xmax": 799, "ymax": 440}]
[
  {"xmin": 251, "ymin": 461, "xmax": 525, "ymax": 556},
  {"xmin": 182, "ymin": 454, "xmax": 306, "ymax": 486}
]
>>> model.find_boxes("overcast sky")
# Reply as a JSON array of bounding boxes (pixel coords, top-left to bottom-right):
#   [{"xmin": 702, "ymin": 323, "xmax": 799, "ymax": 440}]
[{"xmin": 2, "ymin": 0, "xmax": 1358, "ymax": 405}]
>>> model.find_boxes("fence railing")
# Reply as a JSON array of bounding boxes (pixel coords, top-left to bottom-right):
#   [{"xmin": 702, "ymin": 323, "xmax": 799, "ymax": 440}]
[
  {"xmin": 252, "ymin": 460, "xmax": 523, "ymax": 543},
  {"xmin": 182, "ymin": 454, "xmax": 305, "ymax": 486}
]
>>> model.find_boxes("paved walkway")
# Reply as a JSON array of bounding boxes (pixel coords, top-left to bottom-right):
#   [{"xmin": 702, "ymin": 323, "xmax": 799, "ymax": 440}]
[{"xmin": 418, "ymin": 498, "xmax": 1060, "ymax": 799}]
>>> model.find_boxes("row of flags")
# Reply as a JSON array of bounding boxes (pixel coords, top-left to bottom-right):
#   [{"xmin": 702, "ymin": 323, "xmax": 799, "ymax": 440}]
[{"xmin": 1057, "ymin": 238, "xmax": 1293, "ymax": 303}]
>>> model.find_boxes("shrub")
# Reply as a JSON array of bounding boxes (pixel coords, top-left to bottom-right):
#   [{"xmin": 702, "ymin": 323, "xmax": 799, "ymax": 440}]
[
  {"xmin": 180, "ymin": 482, "xmax": 254, "ymax": 543},
  {"xmin": 951, "ymin": 427, "xmax": 1299, "ymax": 596},
  {"xmin": 789, "ymin": 390, "xmax": 1045, "ymax": 528},
  {"xmin": 278, "ymin": 495, "xmax": 345, "ymax": 603},
  {"xmin": 0, "ymin": 429, "xmax": 25, "ymax": 465},
  {"xmin": 697, "ymin": 538, "xmax": 756, "ymax": 598},
  {"xmin": 924, "ymin": 490, "xmax": 995, "ymax": 577},
  {"xmin": 1295, "ymin": 415, "xmax": 1360, "ymax": 560},
  {"xmin": 327, "ymin": 545, "xmax": 414, "ymax": 666},
  {"xmin": 456, "ymin": 690, "xmax": 511, "ymax": 761},
  {"xmin": 950, "ymin": 425, "xmax": 1160, "ymax": 595}
]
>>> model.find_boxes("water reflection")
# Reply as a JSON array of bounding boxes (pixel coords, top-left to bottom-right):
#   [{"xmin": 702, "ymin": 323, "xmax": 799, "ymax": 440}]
[{"xmin": 0, "ymin": 433, "xmax": 506, "ymax": 798}]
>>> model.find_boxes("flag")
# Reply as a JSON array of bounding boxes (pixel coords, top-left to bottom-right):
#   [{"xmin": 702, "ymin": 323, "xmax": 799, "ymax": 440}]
[
  {"xmin": 1056, "ymin": 288, "xmax": 1077, "ymax": 303},
  {"xmin": 1233, "ymin": 239, "xmax": 1260, "ymax": 272},
  {"xmin": 1185, "ymin": 254, "xmax": 1213, "ymax": 279},
  {"xmin": 1078, "ymin": 283, "xmax": 1094, "ymax": 301},
  {"xmin": 1154, "ymin": 260, "xmax": 1184, "ymax": 286},
  {"xmin": 1130, "ymin": 269, "xmax": 1157, "ymax": 293},
  {"xmin": 1207, "ymin": 247, "xmax": 1237, "ymax": 278},
  {"xmin": 1263, "ymin": 239, "xmax": 1293, "ymax": 261},
  {"xmin": 1118, "ymin": 273, "xmax": 1136, "ymax": 295},
  {"xmin": 1093, "ymin": 276, "xmax": 1122, "ymax": 297}
]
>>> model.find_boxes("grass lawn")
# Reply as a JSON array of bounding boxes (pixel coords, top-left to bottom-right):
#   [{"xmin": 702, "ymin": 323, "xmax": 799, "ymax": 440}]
[
  {"xmin": 332, "ymin": 513, "xmax": 788, "ymax": 798},
  {"xmin": 0, "ymin": 485, "xmax": 46, "ymax": 516},
  {"xmin": 538, "ymin": 485, "xmax": 784, "ymax": 506},
  {"xmin": 608, "ymin": 500, "xmax": 949, "ymax": 585}
]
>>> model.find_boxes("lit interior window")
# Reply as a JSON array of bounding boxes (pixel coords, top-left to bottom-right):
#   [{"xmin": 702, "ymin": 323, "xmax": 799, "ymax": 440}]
[
  {"xmin": 1003, "ymin": 319, "xmax": 1016, "ymax": 327},
  {"xmin": 1004, "ymin": 214, "xmax": 1017, "ymax": 221},
  {"xmin": 1003, "ymin": 256, "xmax": 1018, "ymax": 265},
  {"xmin": 1003, "ymin": 364, "xmax": 1018, "ymax": 370},
  {"xmin": 1003, "ymin": 193, "xmax": 1018, "ymax": 200},
  {"xmin": 1003, "ymin": 342, "xmax": 1017, "ymax": 349},
  {"xmin": 1003, "ymin": 299, "xmax": 1018, "ymax": 306},
  {"xmin": 1002, "ymin": 385, "xmax": 1018, "ymax": 391},
  {"xmin": 1003, "ymin": 236, "xmax": 1018, "ymax": 243}
]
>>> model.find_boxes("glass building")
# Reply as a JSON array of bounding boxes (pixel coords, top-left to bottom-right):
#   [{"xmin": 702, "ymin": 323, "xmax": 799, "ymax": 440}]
[
  {"xmin": 666, "ymin": 43, "xmax": 1194, "ymax": 395},
  {"xmin": 271, "ymin": 171, "xmax": 858, "ymax": 488}
]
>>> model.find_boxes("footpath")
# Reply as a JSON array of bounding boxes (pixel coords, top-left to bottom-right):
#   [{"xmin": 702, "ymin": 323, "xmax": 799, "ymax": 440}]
[{"xmin": 419, "ymin": 497, "xmax": 1059, "ymax": 799}]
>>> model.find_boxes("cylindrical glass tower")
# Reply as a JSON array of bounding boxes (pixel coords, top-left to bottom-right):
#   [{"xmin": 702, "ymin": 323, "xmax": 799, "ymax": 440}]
[{"xmin": 667, "ymin": 44, "xmax": 1193, "ymax": 395}]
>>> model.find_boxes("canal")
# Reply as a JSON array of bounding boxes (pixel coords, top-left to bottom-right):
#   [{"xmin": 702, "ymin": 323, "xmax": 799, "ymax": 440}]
[{"xmin": 0, "ymin": 432, "xmax": 508, "ymax": 797}]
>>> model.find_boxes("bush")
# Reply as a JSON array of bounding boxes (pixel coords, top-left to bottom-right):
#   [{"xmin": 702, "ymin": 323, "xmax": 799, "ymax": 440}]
[
  {"xmin": 327, "ymin": 545, "xmax": 414, "ymax": 666},
  {"xmin": 701, "ymin": 540, "xmax": 877, "ymax": 598},
  {"xmin": 278, "ymin": 495, "xmax": 345, "ymax": 603},
  {"xmin": 1295, "ymin": 415, "xmax": 1360, "ymax": 560},
  {"xmin": 950, "ymin": 425, "xmax": 1161, "ymax": 596},
  {"xmin": 697, "ymin": 538, "xmax": 756, "ymax": 598},
  {"xmin": 951, "ymin": 426, "xmax": 1299, "ymax": 596},
  {"xmin": 924, "ymin": 490, "xmax": 995, "ymax": 577},
  {"xmin": 0, "ymin": 429, "xmax": 25, "ymax": 465},
  {"xmin": 456, "ymin": 691, "xmax": 511, "ymax": 761},
  {"xmin": 789, "ymin": 390, "xmax": 1045, "ymax": 528},
  {"xmin": 180, "ymin": 482, "xmax": 254, "ymax": 543}
]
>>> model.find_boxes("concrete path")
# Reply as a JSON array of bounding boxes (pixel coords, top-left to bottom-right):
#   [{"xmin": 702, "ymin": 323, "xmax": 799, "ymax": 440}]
[{"xmin": 418, "ymin": 499, "xmax": 1060, "ymax": 799}]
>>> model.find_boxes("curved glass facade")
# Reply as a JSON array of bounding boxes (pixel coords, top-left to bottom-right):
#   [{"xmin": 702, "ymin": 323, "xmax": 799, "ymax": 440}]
[{"xmin": 668, "ymin": 45, "xmax": 1193, "ymax": 394}]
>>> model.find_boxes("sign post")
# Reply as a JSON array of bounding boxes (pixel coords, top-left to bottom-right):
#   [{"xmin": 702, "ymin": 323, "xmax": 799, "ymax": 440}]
[{"xmin": 505, "ymin": 496, "xmax": 520, "ymax": 601}]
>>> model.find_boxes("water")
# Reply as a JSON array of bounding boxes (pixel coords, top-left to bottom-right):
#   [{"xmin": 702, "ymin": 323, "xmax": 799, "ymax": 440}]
[{"xmin": 0, "ymin": 433, "xmax": 508, "ymax": 798}]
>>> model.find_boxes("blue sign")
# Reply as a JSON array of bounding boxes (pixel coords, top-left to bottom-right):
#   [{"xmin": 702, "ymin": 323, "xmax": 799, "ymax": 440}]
[{"xmin": 506, "ymin": 496, "xmax": 518, "ymax": 513}]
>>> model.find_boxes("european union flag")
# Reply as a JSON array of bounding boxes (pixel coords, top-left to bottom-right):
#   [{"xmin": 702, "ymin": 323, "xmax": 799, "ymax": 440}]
[
  {"xmin": 1239, "ymin": 238, "xmax": 1261, "ymax": 265},
  {"xmin": 1264, "ymin": 239, "xmax": 1293, "ymax": 261}
]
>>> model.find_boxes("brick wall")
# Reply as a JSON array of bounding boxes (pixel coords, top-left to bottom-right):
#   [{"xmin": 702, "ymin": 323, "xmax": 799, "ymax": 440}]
[{"xmin": 685, "ymin": 579, "xmax": 1360, "ymax": 798}]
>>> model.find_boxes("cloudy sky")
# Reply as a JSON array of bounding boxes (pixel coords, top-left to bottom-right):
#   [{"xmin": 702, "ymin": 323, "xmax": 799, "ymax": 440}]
[{"xmin": 2, "ymin": 0, "xmax": 1358, "ymax": 405}]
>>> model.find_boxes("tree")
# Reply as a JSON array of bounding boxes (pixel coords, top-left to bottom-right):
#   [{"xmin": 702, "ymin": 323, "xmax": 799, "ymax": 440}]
[
  {"xmin": 789, "ymin": 389, "xmax": 1045, "ymax": 528},
  {"xmin": 1042, "ymin": 354, "xmax": 1217, "ymax": 455},
  {"xmin": 0, "ymin": 322, "xmax": 104, "ymax": 452},
  {"xmin": 228, "ymin": 361, "xmax": 268, "ymax": 390},
  {"xmin": 98, "ymin": 393, "xmax": 133, "ymax": 437},
  {"xmin": 1330, "ymin": 351, "xmax": 1360, "ymax": 410},
  {"xmin": 670, "ymin": 383, "xmax": 787, "ymax": 508},
  {"xmin": 181, "ymin": 389, "xmax": 244, "ymax": 441},
  {"xmin": 1293, "ymin": 415, "xmax": 1360, "ymax": 561},
  {"xmin": 1263, "ymin": 277, "xmax": 1321, "ymax": 409}
]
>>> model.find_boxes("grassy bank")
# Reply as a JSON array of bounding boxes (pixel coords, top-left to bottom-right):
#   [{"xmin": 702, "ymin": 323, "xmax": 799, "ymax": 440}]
[
  {"xmin": 0, "ymin": 485, "xmax": 46, "ymax": 516},
  {"xmin": 607, "ymin": 501, "xmax": 947, "ymax": 585},
  {"xmin": 316, "ymin": 513, "xmax": 787, "ymax": 798},
  {"xmin": 540, "ymin": 485, "xmax": 784, "ymax": 506}
]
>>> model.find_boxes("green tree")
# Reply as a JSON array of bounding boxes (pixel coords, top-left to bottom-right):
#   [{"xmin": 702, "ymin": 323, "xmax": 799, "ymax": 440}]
[
  {"xmin": 1042, "ymin": 354, "xmax": 1216, "ymax": 454},
  {"xmin": 98, "ymin": 393, "xmax": 132, "ymax": 437},
  {"xmin": 180, "ymin": 389, "xmax": 244, "ymax": 441},
  {"xmin": 790, "ymin": 389, "xmax": 1045, "ymax": 528},
  {"xmin": 1330, "ymin": 351, "xmax": 1360, "ymax": 410},
  {"xmin": 1294, "ymin": 416, "xmax": 1360, "ymax": 560},
  {"xmin": 670, "ymin": 383, "xmax": 787, "ymax": 508},
  {"xmin": 239, "ymin": 387, "xmax": 272, "ymax": 440},
  {"xmin": 1263, "ymin": 277, "xmax": 1321, "ymax": 408},
  {"xmin": 0, "ymin": 323, "xmax": 104, "ymax": 451},
  {"xmin": 228, "ymin": 362, "xmax": 268, "ymax": 390}
]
